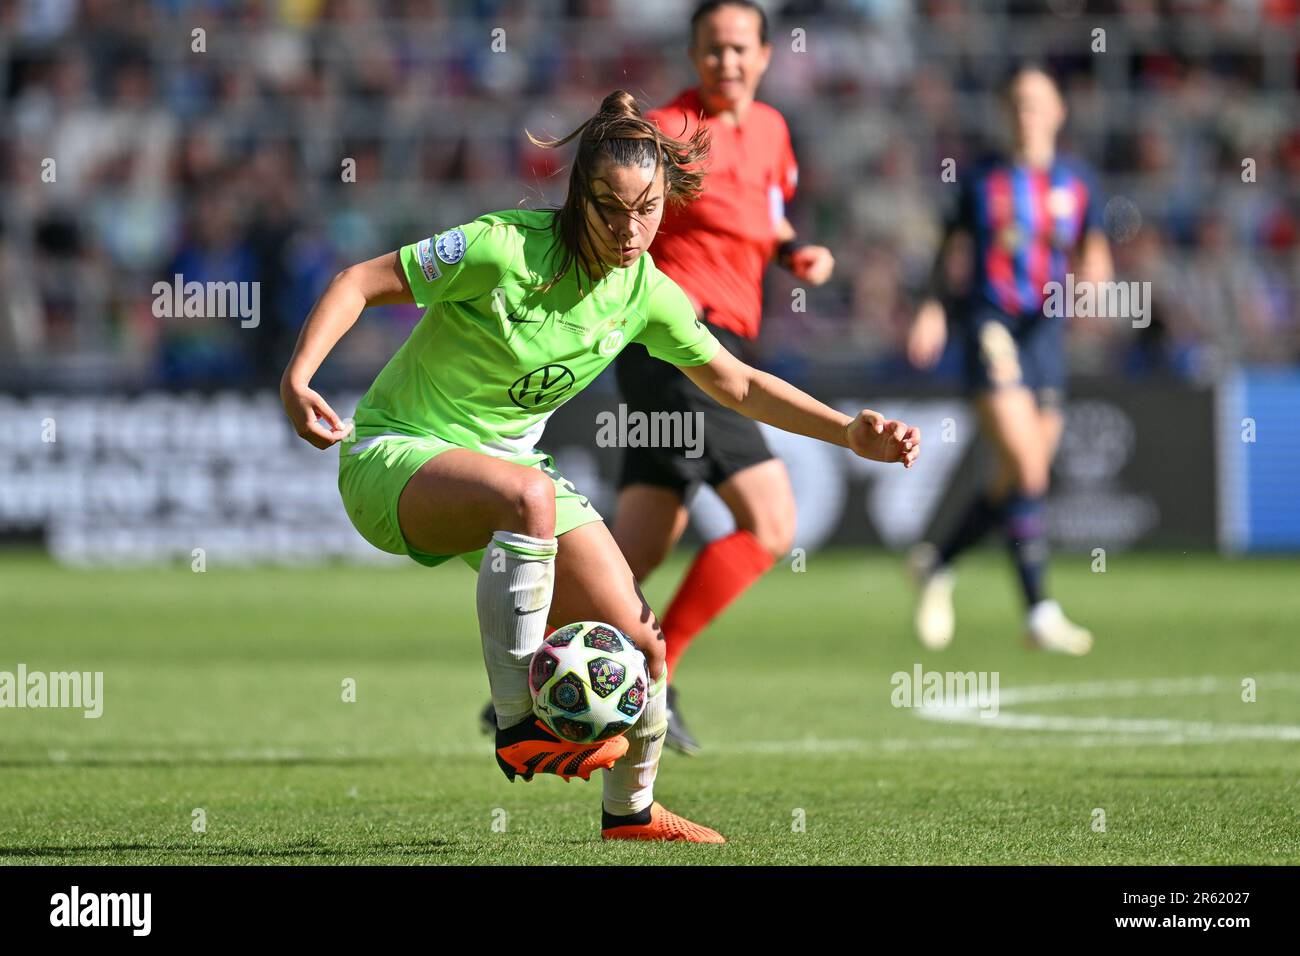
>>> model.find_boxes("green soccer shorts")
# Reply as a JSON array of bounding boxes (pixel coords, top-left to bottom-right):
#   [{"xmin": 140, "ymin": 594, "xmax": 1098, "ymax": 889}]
[{"xmin": 337, "ymin": 433, "xmax": 602, "ymax": 569}]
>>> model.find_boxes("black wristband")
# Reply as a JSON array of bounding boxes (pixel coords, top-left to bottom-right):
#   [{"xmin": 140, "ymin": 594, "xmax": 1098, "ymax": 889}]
[{"xmin": 776, "ymin": 239, "xmax": 809, "ymax": 268}]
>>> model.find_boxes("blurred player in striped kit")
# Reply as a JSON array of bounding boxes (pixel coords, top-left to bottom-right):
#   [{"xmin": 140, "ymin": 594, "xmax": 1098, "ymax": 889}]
[{"xmin": 907, "ymin": 64, "xmax": 1114, "ymax": 655}]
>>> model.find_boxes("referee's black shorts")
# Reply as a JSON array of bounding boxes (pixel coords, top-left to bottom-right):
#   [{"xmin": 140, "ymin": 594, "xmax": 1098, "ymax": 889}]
[{"xmin": 613, "ymin": 321, "xmax": 775, "ymax": 496}]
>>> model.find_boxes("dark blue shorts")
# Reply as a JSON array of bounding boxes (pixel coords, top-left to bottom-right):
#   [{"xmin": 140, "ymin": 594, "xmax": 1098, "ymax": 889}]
[{"xmin": 958, "ymin": 303, "xmax": 1066, "ymax": 409}]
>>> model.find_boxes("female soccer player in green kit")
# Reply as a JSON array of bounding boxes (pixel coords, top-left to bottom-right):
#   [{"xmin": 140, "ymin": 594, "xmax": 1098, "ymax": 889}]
[{"xmin": 280, "ymin": 91, "xmax": 920, "ymax": 843}]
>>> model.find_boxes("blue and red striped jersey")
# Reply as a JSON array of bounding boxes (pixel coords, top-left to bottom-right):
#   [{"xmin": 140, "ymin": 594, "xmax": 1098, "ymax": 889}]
[{"xmin": 950, "ymin": 155, "xmax": 1102, "ymax": 317}]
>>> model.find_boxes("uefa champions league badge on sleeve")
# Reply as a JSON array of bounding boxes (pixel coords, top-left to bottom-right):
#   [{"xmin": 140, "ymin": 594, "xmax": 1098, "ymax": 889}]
[
  {"xmin": 435, "ymin": 228, "xmax": 467, "ymax": 264},
  {"xmin": 416, "ymin": 237, "xmax": 441, "ymax": 282}
]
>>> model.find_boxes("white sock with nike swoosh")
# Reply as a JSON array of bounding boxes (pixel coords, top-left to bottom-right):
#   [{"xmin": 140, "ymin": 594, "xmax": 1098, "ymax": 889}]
[
  {"xmin": 477, "ymin": 530, "xmax": 558, "ymax": 730},
  {"xmin": 603, "ymin": 672, "xmax": 667, "ymax": 816}
]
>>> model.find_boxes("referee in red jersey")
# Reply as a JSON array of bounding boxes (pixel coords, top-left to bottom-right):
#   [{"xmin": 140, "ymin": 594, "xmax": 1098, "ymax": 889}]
[{"xmin": 612, "ymin": 0, "xmax": 835, "ymax": 754}]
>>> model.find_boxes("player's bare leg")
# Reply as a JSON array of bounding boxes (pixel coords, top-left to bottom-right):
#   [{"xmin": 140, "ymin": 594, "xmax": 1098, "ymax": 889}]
[
  {"xmin": 1037, "ymin": 404, "xmax": 1065, "ymax": 463},
  {"xmin": 714, "ymin": 459, "xmax": 798, "ymax": 562},
  {"xmin": 549, "ymin": 520, "xmax": 724, "ymax": 843},
  {"xmin": 611, "ymin": 484, "xmax": 689, "ymax": 582},
  {"xmin": 397, "ymin": 450, "xmax": 628, "ymax": 782}
]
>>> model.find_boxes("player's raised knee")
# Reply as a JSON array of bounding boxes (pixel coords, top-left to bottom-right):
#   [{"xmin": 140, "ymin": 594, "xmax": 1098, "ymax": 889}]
[{"xmin": 506, "ymin": 470, "xmax": 557, "ymax": 537}]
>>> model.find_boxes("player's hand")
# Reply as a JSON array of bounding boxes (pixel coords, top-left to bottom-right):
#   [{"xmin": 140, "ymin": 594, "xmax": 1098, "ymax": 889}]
[
  {"xmin": 907, "ymin": 300, "xmax": 947, "ymax": 369},
  {"xmin": 846, "ymin": 410, "xmax": 920, "ymax": 469},
  {"xmin": 281, "ymin": 380, "xmax": 350, "ymax": 449},
  {"xmin": 787, "ymin": 245, "xmax": 835, "ymax": 285}
]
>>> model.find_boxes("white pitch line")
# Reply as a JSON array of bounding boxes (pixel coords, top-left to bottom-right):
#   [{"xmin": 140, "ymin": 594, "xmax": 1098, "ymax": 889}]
[
  {"xmin": 996, "ymin": 673, "xmax": 1300, "ymax": 705},
  {"xmin": 914, "ymin": 673, "xmax": 1300, "ymax": 742}
]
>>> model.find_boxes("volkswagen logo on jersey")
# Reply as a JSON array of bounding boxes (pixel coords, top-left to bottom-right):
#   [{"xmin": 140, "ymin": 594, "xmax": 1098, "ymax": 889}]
[
  {"xmin": 435, "ymin": 228, "xmax": 467, "ymax": 264},
  {"xmin": 509, "ymin": 364, "xmax": 576, "ymax": 409}
]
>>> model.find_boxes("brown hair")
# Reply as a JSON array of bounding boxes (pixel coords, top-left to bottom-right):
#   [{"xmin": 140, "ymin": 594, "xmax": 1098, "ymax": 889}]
[
  {"xmin": 528, "ymin": 89, "xmax": 710, "ymax": 292},
  {"xmin": 1002, "ymin": 61, "xmax": 1064, "ymax": 100},
  {"xmin": 691, "ymin": 0, "xmax": 770, "ymax": 46}
]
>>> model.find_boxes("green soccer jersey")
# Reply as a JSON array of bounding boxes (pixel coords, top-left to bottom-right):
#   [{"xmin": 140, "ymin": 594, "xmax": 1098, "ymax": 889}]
[{"xmin": 351, "ymin": 208, "xmax": 720, "ymax": 460}]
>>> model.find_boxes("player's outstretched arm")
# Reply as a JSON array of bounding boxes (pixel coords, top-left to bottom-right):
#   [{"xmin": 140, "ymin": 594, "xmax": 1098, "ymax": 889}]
[
  {"xmin": 281, "ymin": 251, "xmax": 413, "ymax": 449},
  {"xmin": 678, "ymin": 348, "xmax": 919, "ymax": 467}
]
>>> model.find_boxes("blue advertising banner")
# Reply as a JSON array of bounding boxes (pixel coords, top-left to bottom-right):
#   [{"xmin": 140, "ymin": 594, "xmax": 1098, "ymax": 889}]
[{"xmin": 1218, "ymin": 370, "xmax": 1300, "ymax": 553}]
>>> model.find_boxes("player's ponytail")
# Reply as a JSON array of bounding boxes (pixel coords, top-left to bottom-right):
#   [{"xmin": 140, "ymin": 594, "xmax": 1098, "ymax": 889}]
[
  {"xmin": 597, "ymin": 88, "xmax": 641, "ymax": 121},
  {"xmin": 528, "ymin": 89, "xmax": 710, "ymax": 292}
]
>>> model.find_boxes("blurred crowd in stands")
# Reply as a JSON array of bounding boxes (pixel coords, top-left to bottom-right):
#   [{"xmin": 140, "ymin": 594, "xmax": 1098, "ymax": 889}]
[{"xmin": 3, "ymin": 0, "xmax": 1300, "ymax": 391}]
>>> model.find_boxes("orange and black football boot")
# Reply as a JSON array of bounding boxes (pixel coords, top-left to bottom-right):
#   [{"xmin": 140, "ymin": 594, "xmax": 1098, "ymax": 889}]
[
  {"xmin": 601, "ymin": 802, "xmax": 726, "ymax": 843},
  {"xmin": 495, "ymin": 718, "xmax": 628, "ymax": 782}
]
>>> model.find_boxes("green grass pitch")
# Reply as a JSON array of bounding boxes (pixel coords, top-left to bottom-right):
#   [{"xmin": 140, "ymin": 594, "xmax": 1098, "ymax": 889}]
[{"xmin": 1, "ymin": 549, "xmax": 1297, "ymax": 865}]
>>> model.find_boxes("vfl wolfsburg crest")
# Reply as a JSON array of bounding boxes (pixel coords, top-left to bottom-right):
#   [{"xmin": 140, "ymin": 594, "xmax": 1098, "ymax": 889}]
[{"xmin": 598, "ymin": 329, "xmax": 625, "ymax": 356}]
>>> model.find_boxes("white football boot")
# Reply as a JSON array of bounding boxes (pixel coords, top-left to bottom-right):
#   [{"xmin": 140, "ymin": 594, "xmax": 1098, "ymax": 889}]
[
  {"xmin": 908, "ymin": 543, "xmax": 955, "ymax": 651},
  {"xmin": 1026, "ymin": 599, "xmax": 1093, "ymax": 655}
]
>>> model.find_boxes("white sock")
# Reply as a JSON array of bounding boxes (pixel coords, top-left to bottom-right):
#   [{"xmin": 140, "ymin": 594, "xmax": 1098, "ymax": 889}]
[
  {"xmin": 602, "ymin": 672, "xmax": 667, "ymax": 815},
  {"xmin": 477, "ymin": 530, "xmax": 558, "ymax": 730}
]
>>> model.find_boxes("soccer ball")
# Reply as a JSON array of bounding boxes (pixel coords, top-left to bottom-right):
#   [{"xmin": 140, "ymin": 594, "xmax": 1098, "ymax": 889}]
[{"xmin": 529, "ymin": 621, "xmax": 649, "ymax": 744}]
